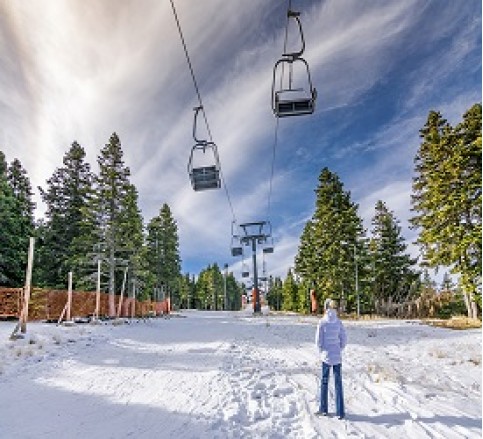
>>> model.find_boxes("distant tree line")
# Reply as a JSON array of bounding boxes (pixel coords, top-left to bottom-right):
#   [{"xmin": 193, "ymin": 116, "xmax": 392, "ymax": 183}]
[
  {"xmin": 1, "ymin": 103, "xmax": 481, "ymax": 318},
  {"xmin": 0, "ymin": 133, "xmax": 242, "ymax": 313},
  {"xmin": 270, "ymin": 103, "xmax": 481, "ymax": 319}
]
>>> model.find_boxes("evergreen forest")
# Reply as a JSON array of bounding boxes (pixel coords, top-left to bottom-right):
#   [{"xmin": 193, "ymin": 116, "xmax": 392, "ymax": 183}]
[{"xmin": 0, "ymin": 104, "xmax": 481, "ymax": 319}]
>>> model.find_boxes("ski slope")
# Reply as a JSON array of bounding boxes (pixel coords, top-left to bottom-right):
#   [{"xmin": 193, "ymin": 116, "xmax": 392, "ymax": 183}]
[{"xmin": 0, "ymin": 309, "xmax": 481, "ymax": 438}]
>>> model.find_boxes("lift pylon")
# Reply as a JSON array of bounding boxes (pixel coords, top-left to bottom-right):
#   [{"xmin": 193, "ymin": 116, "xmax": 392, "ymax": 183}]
[{"xmin": 231, "ymin": 221, "xmax": 274, "ymax": 313}]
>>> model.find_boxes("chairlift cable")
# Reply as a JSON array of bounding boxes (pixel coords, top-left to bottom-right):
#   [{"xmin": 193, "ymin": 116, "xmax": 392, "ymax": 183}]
[
  {"xmin": 280, "ymin": 0, "xmax": 292, "ymax": 90},
  {"xmin": 266, "ymin": 0, "xmax": 291, "ymax": 221},
  {"xmin": 266, "ymin": 117, "xmax": 279, "ymax": 220},
  {"xmin": 169, "ymin": 0, "xmax": 237, "ymax": 223}
]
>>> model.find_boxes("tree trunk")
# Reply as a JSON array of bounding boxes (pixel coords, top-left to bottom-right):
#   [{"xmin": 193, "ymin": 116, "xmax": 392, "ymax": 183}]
[
  {"xmin": 469, "ymin": 291, "xmax": 478, "ymax": 319},
  {"xmin": 463, "ymin": 291, "xmax": 472, "ymax": 318}
]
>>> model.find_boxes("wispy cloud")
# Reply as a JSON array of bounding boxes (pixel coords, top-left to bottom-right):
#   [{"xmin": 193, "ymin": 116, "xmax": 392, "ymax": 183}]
[{"xmin": 0, "ymin": 0, "xmax": 480, "ymax": 281}]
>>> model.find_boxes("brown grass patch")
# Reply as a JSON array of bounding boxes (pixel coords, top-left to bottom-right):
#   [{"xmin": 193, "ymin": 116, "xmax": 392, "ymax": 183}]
[
  {"xmin": 340, "ymin": 313, "xmax": 385, "ymax": 321},
  {"xmin": 424, "ymin": 316, "xmax": 482, "ymax": 330}
]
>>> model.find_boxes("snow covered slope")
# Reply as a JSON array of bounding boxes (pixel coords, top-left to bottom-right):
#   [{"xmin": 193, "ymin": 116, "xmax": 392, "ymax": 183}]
[{"xmin": 0, "ymin": 311, "xmax": 481, "ymax": 438}]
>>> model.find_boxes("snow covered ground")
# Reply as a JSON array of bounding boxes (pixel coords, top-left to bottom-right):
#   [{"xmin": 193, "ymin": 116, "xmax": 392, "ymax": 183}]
[{"xmin": 0, "ymin": 309, "xmax": 481, "ymax": 439}]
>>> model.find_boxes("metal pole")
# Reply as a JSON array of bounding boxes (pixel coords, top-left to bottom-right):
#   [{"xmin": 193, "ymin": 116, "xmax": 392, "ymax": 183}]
[
  {"xmin": 355, "ymin": 244, "xmax": 360, "ymax": 319},
  {"xmin": 252, "ymin": 239, "xmax": 260, "ymax": 313},
  {"xmin": 108, "ymin": 243, "xmax": 115, "ymax": 317},
  {"xmin": 223, "ymin": 263, "xmax": 228, "ymax": 310},
  {"xmin": 95, "ymin": 259, "xmax": 101, "ymax": 319}
]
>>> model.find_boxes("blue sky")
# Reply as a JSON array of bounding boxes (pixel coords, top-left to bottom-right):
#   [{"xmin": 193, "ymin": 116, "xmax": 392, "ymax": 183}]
[{"xmin": 0, "ymin": 0, "xmax": 481, "ymax": 283}]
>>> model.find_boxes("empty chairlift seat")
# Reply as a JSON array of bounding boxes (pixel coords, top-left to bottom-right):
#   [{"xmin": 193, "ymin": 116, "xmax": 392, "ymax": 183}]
[
  {"xmin": 190, "ymin": 164, "xmax": 221, "ymax": 191},
  {"xmin": 274, "ymin": 87, "xmax": 316, "ymax": 117},
  {"xmin": 272, "ymin": 59, "xmax": 317, "ymax": 118},
  {"xmin": 271, "ymin": 9, "xmax": 317, "ymax": 118},
  {"xmin": 188, "ymin": 106, "xmax": 222, "ymax": 191},
  {"xmin": 231, "ymin": 246, "xmax": 243, "ymax": 257}
]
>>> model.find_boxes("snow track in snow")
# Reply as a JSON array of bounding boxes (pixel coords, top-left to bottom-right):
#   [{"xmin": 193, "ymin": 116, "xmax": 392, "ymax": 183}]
[{"xmin": 0, "ymin": 312, "xmax": 481, "ymax": 438}]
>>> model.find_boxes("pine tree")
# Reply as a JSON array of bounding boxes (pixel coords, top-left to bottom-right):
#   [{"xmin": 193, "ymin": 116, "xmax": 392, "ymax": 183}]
[
  {"xmin": 440, "ymin": 272, "xmax": 455, "ymax": 292},
  {"xmin": 7, "ymin": 158, "xmax": 35, "ymax": 236},
  {"xmin": 225, "ymin": 271, "xmax": 242, "ymax": 311},
  {"xmin": 38, "ymin": 142, "xmax": 94, "ymax": 287},
  {"xmin": 296, "ymin": 280, "xmax": 311, "ymax": 314},
  {"xmin": 211, "ymin": 263, "xmax": 224, "ymax": 310},
  {"xmin": 0, "ymin": 151, "xmax": 29, "ymax": 286},
  {"xmin": 267, "ymin": 276, "xmax": 283, "ymax": 311},
  {"xmin": 82, "ymin": 133, "xmax": 142, "ymax": 315},
  {"xmin": 411, "ymin": 104, "xmax": 482, "ymax": 317},
  {"xmin": 177, "ymin": 274, "xmax": 190, "ymax": 309},
  {"xmin": 117, "ymin": 183, "xmax": 145, "ymax": 299},
  {"xmin": 295, "ymin": 167, "xmax": 364, "ymax": 310},
  {"xmin": 146, "ymin": 203, "xmax": 181, "ymax": 304},
  {"xmin": 196, "ymin": 265, "xmax": 215, "ymax": 310},
  {"xmin": 282, "ymin": 269, "xmax": 298, "ymax": 311},
  {"xmin": 371, "ymin": 200, "xmax": 418, "ymax": 309}
]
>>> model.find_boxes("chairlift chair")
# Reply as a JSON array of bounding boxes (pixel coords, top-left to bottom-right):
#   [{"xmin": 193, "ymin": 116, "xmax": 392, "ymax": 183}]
[
  {"xmin": 263, "ymin": 222, "xmax": 274, "ymax": 253},
  {"xmin": 230, "ymin": 221, "xmax": 243, "ymax": 256},
  {"xmin": 241, "ymin": 259, "xmax": 250, "ymax": 278},
  {"xmin": 271, "ymin": 10, "xmax": 317, "ymax": 118},
  {"xmin": 187, "ymin": 106, "xmax": 221, "ymax": 191},
  {"xmin": 231, "ymin": 247, "xmax": 243, "ymax": 257}
]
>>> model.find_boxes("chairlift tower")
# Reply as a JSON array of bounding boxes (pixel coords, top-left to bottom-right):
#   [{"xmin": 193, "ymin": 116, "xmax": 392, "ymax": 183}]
[{"xmin": 232, "ymin": 221, "xmax": 273, "ymax": 313}]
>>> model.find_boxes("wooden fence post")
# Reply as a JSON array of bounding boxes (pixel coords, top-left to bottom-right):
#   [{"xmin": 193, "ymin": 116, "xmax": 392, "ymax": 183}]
[
  {"xmin": 10, "ymin": 238, "xmax": 35, "ymax": 339},
  {"xmin": 20, "ymin": 237, "xmax": 35, "ymax": 333},
  {"xmin": 116, "ymin": 267, "xmax": 128, "ymax": 318},
  {"xmin": 66, "ymin": 272, "xmax": 73, "ymax": 322}
]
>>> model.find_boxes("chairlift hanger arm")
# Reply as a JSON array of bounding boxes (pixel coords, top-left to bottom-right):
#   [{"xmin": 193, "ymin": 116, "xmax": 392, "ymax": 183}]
[
  {"xmin": 272, "ymin": 57, "xmax": 314, "ymax": 91},
  {"xmin": 193, "ymin": 106, "xmax": 207, "ymax": 145},
  {"xmin": 283, "ymin": 10, "xmax": 305, "ymax": 60}
]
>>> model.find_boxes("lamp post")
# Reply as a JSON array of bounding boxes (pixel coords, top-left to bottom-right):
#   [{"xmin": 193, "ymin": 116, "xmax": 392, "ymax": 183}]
[
  {"xmin": 355, "ymin": 244, "xmax": 359, "ymax": 319},
  {"xmin": 223, "ymin": 263, "xmax": 228, "ymax": 310},
  {"xmin": 341, "ymin": 241, "xmax": 360, "ymax": 319}
]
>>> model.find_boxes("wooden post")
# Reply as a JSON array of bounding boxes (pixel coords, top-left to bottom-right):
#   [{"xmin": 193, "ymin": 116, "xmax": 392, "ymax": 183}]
[
  {"xmin": 20, "ymin": 237, "xmax": 35, "ymax": 334},
  {"xmin": 116, "ymin": 267, "xmax": 128, "ymax": 318},
  {"xmin": 10, "ymin": 238, "xmax": 35, "ymax": 339},
  {"xmin": 57, "ymin": 303, "xmax": 68, "ymax": 325},
  {"xmin": 66, "ymin": 271, "xmax": 73, "ymax": 322}
]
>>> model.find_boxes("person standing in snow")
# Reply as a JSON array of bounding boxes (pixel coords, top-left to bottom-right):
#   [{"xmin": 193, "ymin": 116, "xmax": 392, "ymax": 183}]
[{"xmin": 315, "ymin": 298, "xmax": 347, "ymax": 419}]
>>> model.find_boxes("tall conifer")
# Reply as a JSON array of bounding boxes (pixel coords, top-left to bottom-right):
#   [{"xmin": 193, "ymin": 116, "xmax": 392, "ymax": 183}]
[
  {"xmin": 0, "ymin": 151, "xmax": 29, "ymax": 286},
  {"xmin": 146, "ymin": 203, "xmax": 181, "ymax": 304},
  {"xmin": 411, "ymin": 104, "xmax": 482, "ymax": 317},
  {"xmin": 371, "ymin": 200, "xmax": 417, "ymax": 307},
  {"xmin": 38, "ymin": 141, "xmax": 93, "ymax": 287},
  {"xmin": 295, "ymin": 167, "xmax": 364, "ymax": 309}
]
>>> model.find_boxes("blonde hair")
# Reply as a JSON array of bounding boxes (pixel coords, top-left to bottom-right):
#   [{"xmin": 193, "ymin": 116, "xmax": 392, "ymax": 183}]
[{"xmin": 324, "ymin": 299, "xmax": 337, "ymax": 310}]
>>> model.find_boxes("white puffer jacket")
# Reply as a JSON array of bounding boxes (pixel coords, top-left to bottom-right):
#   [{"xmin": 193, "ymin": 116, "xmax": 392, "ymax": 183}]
[{"xmin": 315, "ymin": 309, "xmax": 347, "ymax": 365}]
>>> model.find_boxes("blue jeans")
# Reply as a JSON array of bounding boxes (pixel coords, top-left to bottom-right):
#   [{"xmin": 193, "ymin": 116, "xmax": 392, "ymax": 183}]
[{"xmin": 319, "ymin": 362, "xmax": 344, "ymax": 417}]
